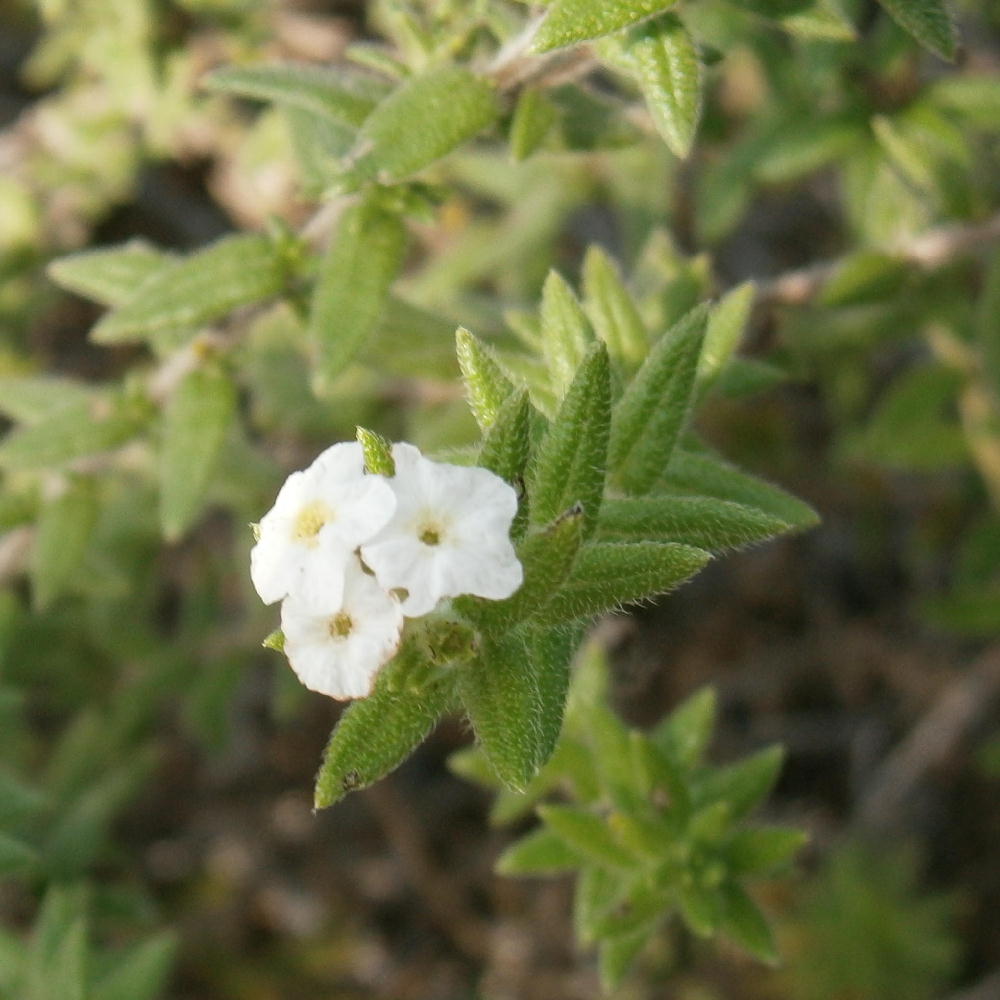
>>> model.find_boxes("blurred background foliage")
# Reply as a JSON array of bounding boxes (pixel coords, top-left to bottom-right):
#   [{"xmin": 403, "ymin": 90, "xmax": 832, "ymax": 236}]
[{"xmin": 1, "ymin": 0, "xmax": 999, "ymax": 997}]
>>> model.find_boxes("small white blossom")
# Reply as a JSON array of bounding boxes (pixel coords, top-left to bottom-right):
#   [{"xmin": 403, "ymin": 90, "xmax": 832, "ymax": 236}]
[
  {"xmin": 361, "ymin": 443, "xmax": 523, "ymax": 617},
  {"xmin": 281, "ymin": 557, "xmax": 405, "ymax": 699},
  {"xmin": 250, "ymin": 442, "xmax": 396, "ymax": 612}
]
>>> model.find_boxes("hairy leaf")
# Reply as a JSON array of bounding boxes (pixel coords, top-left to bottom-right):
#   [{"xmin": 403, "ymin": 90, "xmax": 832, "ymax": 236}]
[
  {"xmin": 540, "ymin": 270, "xmax": 593, "ymax": 397},
  {"xmin": 534, "ymin": 0, "xmax": 679, "ymax": 52},
  {"xmin": 582, "ymin": 246, "xmax": 648, "ymax": 366},
  {"xmin": 624, "ymin": 14, "xmax": 702, "ymax": 159},
  {"xmin": 92, "ymin": 234, "xmax": 287, "ymax": 345},
  {"xmin": 528, "ymin": 344, "xmax": 611, "ymax": 536},
  {"xmin": 876, "ymin": 0, "xmax": 956, "ymax": 60},
  {"xmin": 159, "ymin": 366, "xmax": 237, "ymax": 541},
  {"xmin": 205, "ymin": 62, "xmax": 389, "ymax": 125},
  {"xmin": 314, "ymin": 671, "xmax": 454, "ymax": 808},
  {"xmin": 456, "ymin": 326, "xmax": 517, "ymax": 431},
  {"xmin": 609, "ymin": 305, "xmax": 708, "ymax": 492},
  {"xmin": 47, "ymin": 241, "xmax": 172, "ymax": 308},
  {"xmin": 309, "ymin": 198, "xmax": 408, "ymax": 392},
  {"xmin": 543, "ymin": 541, "xmax": 710, "ymax": 621}
]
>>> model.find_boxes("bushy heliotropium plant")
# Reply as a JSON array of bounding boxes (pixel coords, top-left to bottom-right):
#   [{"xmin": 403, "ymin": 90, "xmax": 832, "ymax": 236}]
[{"xmin": 3, "ymin": 0, "xmax": 998, "ymax": 994}]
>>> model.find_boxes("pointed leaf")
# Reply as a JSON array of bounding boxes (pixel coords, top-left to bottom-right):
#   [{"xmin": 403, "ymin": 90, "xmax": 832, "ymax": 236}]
[
  {"xmin": 726, "ymin": 826, "xmax": 808, "ymax": 875},
  {"xmin": 0, "ymin": 375, "xmax": 96, "ymax": 425},
  {"xmin": 93, "ymin": 932, "xmax": 178, "ymax": 1000},
  {"xmin": 608, "ymin": 305, "xmax": 708, "ymax": 492},
  {"xmin": 538, "ymin": 805, "xmax": 635, "ymax": 869},
  {"xmin": 582, "ymin": 246, "xmax": 648, "ymax": 366},
  {"xmin": 456, "ymin": 326, "xmax": 517, "ymax": 431},
  {"xmin": 477, "ymin": 388, "xmax": 533, "ymax": 486},
  {"xmin": 309, "ymin": 197, "xmax": 407, "ymax": 392},
  {"xmin": 282, "ymin": 106, "xmax": 356, "ymax": 195},
  {"xmin": 459, "ymin": 630, "xmax": 549, "ymax": 791},
  {"xmin": 540, "ymin": 270, "xmax": 593, "ymax": 397},
  {"xmin": 159, "ymin": 366, "xmax": 236, "ymax": 541},
  {"xmin": 204, "ymin": 62, "xmax": 389, "ymax": 125},
  {"xmin": 665, "ymin": 445, "xmax": 820, "ymax": 530},
  {"xmin": 651, "ymin": 686, "xmax": 716, "ymax": 768},
  {"xmin": 544, "ymin": 541, "xmax": 710, "ymax": 622},
  {"xmin": 314, "ymin": 670, "xmax": 454, "ymax": 808},
  {"xmin": 624, "ymin": 14, "xmax": 703, "ymax": 159},
  {"xmin": 528, "ymin": 344, "xmax": 611, "ymax": 536},
  {"xmin": 348, "ymin": 67, "xmax": 499, "ymax": 184},
  {"xmin": 599, "ymin": 927, "xmax": 651, "ymax": 992},
  {"xmin": 510, "ymin": 87, "xmax": 558, "ymax": 161},
  {"xmin": 718, "ymin": 883, "xmax": 778, "ymax": 963},
  {"xmin": 0, "ymin": 832, "xmax": 38, "ymax": 877},
  {"xmin": 92, "ymin": 234, "xmax": 287, "ymax": 345},
  {"xmin": 0, "ymin": 395, "xmax": 146, "ymax": 471},
  {"xmin": 598, "ymin": 496, "xmax": 792, "ymax": 550},
  {"xmin": 700, "ymin": 282, "xmax": 755, "ymax": 386},
  {"xmin": 875, "ymin": 0, "xmax": 956, "ymax": 60},
  {"xmin": 533, "ymin": 0, "xmax": 679, "ymax": 52},
  {"xmin": 47, "ymin": 241, "xmax": 172, "ymax": 308},
  {"xmin": 575, "ymin": 864, "xmax": 628, "ymax": 944},
  {"xmin": 31, "ymin": 476, "xmax": 99, "ymax": 610},
  {"xmin": 695, "ymin": 745, "xmax": 784, "ymax": 819},
  {"xmin": 356, "ymin": 426, "xmax": 395, "ymax": 476},
  {"xmin": 495, "ymin": 827, "xmax": 582, "ymax": 875}
]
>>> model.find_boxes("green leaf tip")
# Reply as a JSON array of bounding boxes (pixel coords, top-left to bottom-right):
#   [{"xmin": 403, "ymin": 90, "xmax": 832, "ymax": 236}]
[
  {"xmin": 262, "ymin": 629, "xmax": 285, "ymax": 653},
  {"xmin": 456, "ymin": 326, "xmax": 516, "ymax": 431},
  {"xmin": 533, "ymin": 0, "xmax": 680, "ymax": 53},
  {"xmin": 357, "ymin": 427, "xmax": 395, "ymax": 476}
]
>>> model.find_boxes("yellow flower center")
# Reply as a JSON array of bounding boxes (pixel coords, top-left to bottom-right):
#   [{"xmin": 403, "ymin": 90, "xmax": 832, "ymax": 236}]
[
  {"xmin": 419, "ymin": 526, "xmax": 441, "ymax": 546},
  {"xmin": 292, "ymin": 500, "xmax": 333, "ymax": 547},
  {"xmin": 328, "ymin": 612, "xmax": 353, "ymax": 639}
]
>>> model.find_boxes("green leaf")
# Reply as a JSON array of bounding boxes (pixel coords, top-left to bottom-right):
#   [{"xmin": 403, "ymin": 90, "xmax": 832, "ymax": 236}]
[
  {"xmin": 538, "ymin": 805, "xmax": 636, "ymax": 870},
  {"xmin": 459, "ymin": 630, "xmax": 552, "ymax": 791},
  {"xmin": 623, "ymin": 14, "xmax": 702, "ymax": 159},
  {"xmin": 608, "ymin": 305, "xmax": 708, "ymax": 492},
  {"xmin": 347, "ymin": 67, "xmax": 499, "ymax": 185},
  {"xmin": 700, "ymin": 282, "xmax": 755, "ymax": 387},
  {"xmin": 875, "ymin": 0, "xmax": 956, "ymax": 60},
  {"xmin": 510, "ymin": 87, "xmax": 558, "ymax": 160},
  {"xmin": 819, "ymin": 251, "xmax": 910, "ymax": 307},
  {"xmin": 676, "ymin": 880, "xmax": 721, "ymax": 937},
  {"xmin": 26, "ymin": 889, "xmax": 88, "ymax": 1000},
  {"xmin": 778, "ymin": 0, "xmax": 858, "ymax": 40},
  {"xmin": 309, "ymin": 197, "xmax": 408, "ymax": 392},
  {"xmin": 456, "ymin": 326, "xmax": 517, "ymax": 432},
  {"xmin": 539, "ymin": 270, "xmax": 594, "ymax": 398},
  {"xmin": 598, "ymin": 495, "xmax": 792, "ymax": 551},
  {"xmin": 92, "ymin": 234, "xmax": 287, "ymax": 345},
  {"xmin": 0, "ymin": 395, "xmax": 146, "ymax": 471},
  {"xmin": 159, "ymin": 366, "xmax": 236, "ymax": 541},
  {"xmin": 477, "ymin": 388, "xmax": 533, "ymax": 488},
  {"xmin": 31, "ymin": 476, "xmax": 99, "ymax": 611},
  {"xmin": 495, "ymin": 826, "xmax": 582, "ymax": 875},
  {"xmin": 696, "ymin": 745, "xmax": 784, "ymax": 819},
  {"xmin": 726, "ymin": 826, "xmax": 808, "ymax": 875},
  {"xmin": 599, "ymin": 927, "xmax": 652, "ymax": 992},
  {"xmin": 92, "ymin": 932, "xmax": 178, "ymax": 1000},
  {"xmin": 544, "ymin": 541, "xmax": 710, "ymax": 622},
  {"xmin": 282, "ymin": 106, "xmax": 356, "ymax": 195},
  {"xmin": 0, "ymin": 769, "xmax": 48, "ymax": 825},
  {"xmin": 0, "ymin": 375, "xmax": 96, "ymax": 424},
  {"xmin": 575, "ymin": 864, "xmax": 628, "ymax": 944},
  {"xmin": 533, "ymin": 0, "xmax": 679, "ymax": 52},
  {"xmin": 922, "ymin": 585, "xmax": 1000, "ymax": 637},
  {"xmin": 356, "ymin": 426, "xmax": 395, "ymax": 476},
  {"xmin": 718, "ymin": 883, "xmax": 778, "ymax": 963},
  {"xmin": 0, "ymin": 831, "xmax": 38, "ymax": 877},
  {"xmin": 665, "ymin": 445, "xmax": 820, "ymax": 530},
  {"xmin": 582, "ymin": 246, "xmax": 648, "ymax": 366},
  {"xmin": 528, "ymin": 344, "xmax": 611, "ymax": 537},
  {"xmin": 204, "ymin": 62, "xmax": 389, "ymax": 125},
  {"xmin": 47, "ymin": 241, "xmax": 173, "ymax": 308},
  {"xmin": 651, "ymin": 686, "xmax": 716, "ymax": 768},
  {"xmin": 314, "ymin": 672, "xmax": 454, "ymax": 809}
]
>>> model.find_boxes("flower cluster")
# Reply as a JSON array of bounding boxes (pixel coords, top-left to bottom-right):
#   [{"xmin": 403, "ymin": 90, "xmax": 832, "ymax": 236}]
[{"xmin": 251, "ymin": 440, "xmax": 523, "ymax": 699}]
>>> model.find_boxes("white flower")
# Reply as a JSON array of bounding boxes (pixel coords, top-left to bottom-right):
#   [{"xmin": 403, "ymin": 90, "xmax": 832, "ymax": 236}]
[
  {"xmin": 251, "ymin": 442, "xmax": 396, "ymax": 612},
  {"xmin": 281, "ymin": 557, "xmax": 405, "ymax": 699},
  {"xmin": 360, "ymin": 443, "xmax": 523, "ymax": 617}
]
